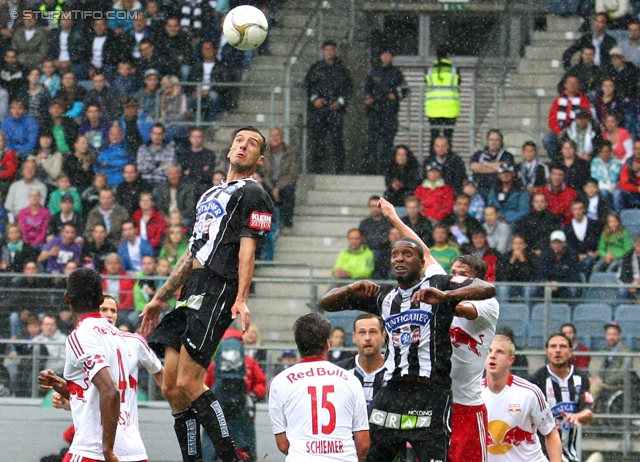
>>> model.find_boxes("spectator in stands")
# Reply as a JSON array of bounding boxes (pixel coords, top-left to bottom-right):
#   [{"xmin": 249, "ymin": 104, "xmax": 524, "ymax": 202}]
[
  {"xmin": 559, "ymin": 108, "xmax": 602, "ymax": 162},
  {"xmin": 117, "ymin": 219, "xmax": 154, "ymax": 273},
  {"xmin": 156, "ymin": 17, "xmax": 193, "ymax": 81},
  {"xmin": 133, "ymin": 68, "xmax": 159, "ymax": 117},
  {"xmin": 563, "ymin": 13, "xmax": 616, "ymax": 70},
  {"xmin": 122, "ymin": 11, "xmax": 150, "ymax": 65},
  {"xmin": 620, "ymin": 20, "xmax": 640, "ymax": 66},
  {"xmin": 17, "ymin": 67, "xmax": 51, "ymax": 123},
  {"xmin": 39, "ymin": 59, "xmax": 60, "ymax": 98},
  {"xmin": 81, "ymin": 171, "xmax": 106, "ymax": 216},
  {"xmin": 582, "ymin": 177, "xmax": 614, "ymax": 223},
  {"xmin": 85, "ymin": 188, "xmax": 129, "ymax": 246},
  {"xmin": 38, "ymin": 222, "xmax": 82, "ymax": 273},
  {"xmin": 47, "ymin": 173, "xmax": 82, "ymax": 216},
  {"xmin": 108, "ymin": 0, "xmax": 143, "ymax": 35},
  {"xmin": 487, "ymin": 162, "xmax": 530, "ymax": 224},
  {"xmin": 81, "ymin": 223, "xmax": 116, "ymax": 272},
  {"xmin": 115, "ymin": 163, "xmax": 151, "ymax": 216},
  {"xmin": 119, "ymin": 97, "xmax": 153, "ymax": 154},
  {"xmin": 89, "ymin": 19, "xmax": 121, "ymax": 80},
  {"xmin": 496, "ymin": 234, "xmax": 538, "ymax": 302},
  {"xmin": 331, "ymin": 228, "xmax": 375, "ymax": 280},
  {"xmin": 590, "ymin": 141, "xmax": 621, "ymax": 203},
  {"xmin": 9, "ymin": 314, "xmax": 47, "ymax": 397},
  {"xmin": 563, "ymin": 198, "xmax": 602, "ymax": 276},
  {"xmin": 47, "ymin": 12, "xmax": 89, "ymax": 79},
  {"xmin": 460, "ymin": 228, "xmax": 499, "ymax": 282},
  {"xmin": 261, "ymin": 127, "xmax": 299, "ymax": 233},
  {"xmin": 48, "ymin": 194, "xmax": 84, "ymax": 240},
  {"xmin": 6, "ymin": 160, "xmax": 47, "ymax": 217},
  {"xmin": 0, "ymin": 85, "xmax": 9, "ymax": 122},
  {"xmin": 0, "ymin": 49, "xmax": 26, "ymax": 100},
  {"xmin": 328, "ymin": 327, "xmax": 353, "ymax": 364},
  {"xmin": 430, "ymin": 223, "xmax": 459, "ymax": 272},
  {"xmin": 61, "ymin": 135, "xmax": 95, "ymax": 193},
  {"xmin": 159, "ymin": 224, "xmax": 188, "ymax": 268},
  {"xmin": 594, "ymin": 212, "xmax": 632, "ymax": 271},
  {"xmin": 423, "ymin": 135, "xmax": 467, "ymax": 193},
  {"xmin": 178, "ymin": 127, "xmax": 215, "ymax": 188},
  {"xmin": 1, "ymin": 99, "xmax": 38, "ymax": 160},
  {"xmin": 8, "ymin": 262, "xmax": 52, "ymax": 334},
  {"xmin": 158, "ymin": 75, "xmax": 190, "ymax": 143},
  {"xmin": 517, "ymin": 141, "xmax": 548, "ymax": 195},
  {"xmin": 462, "ymin": 180, "xmax": 485, "ymax": 222},
  {"xmin": 607, "ymin": 47, "xmax": 640, "ymax": 101},
  {"xmin": 83, "ymin": 72, "xmax": 121, "ymax": 123},
  {"xmin": 359, "ymin": 195, "xmax": 393, "ymax": 279},
  {"xmin": 79, "ymin": 103, "xmax": 110, "ymax": 152},
  {"xmin": 537, "ymin": 230, "xmax": 582, "ymax": 299},
  {"xmin": 400, "ymin": 195, "xmax": 433, "ymax": 247},
  {"xmin": 602, "ymin": 111, "xmax": 633, "ymax": 161},
  {"xmin": 12, "ymin": 13, "xmax": 48, "ymax": 67},
  {"xmin": 469, "ymin": 129, "xmax": 514, "ymax": 198},
  {"xmin": 363, "ymin": 48, "xmax": 407, "ymax": 175},
  {"xmin": 243, "ymin": 324, "xmax": 267, "ymax": 365},
  {"xmin": 153, "ymin": 162, "xmax": 197, "ymax": 228},
  {"xmin": 514, "ymin": 193, "xmax": 563, "ymax": 256},
  {"xmin": 56, "ymin": 70, "xmax": 86, "ymax": 120},
  {"xmin": 616, "ymin": 233, "xmax": 640, "ymax": 298},
  {"xmin": 179, "ymin": 0, "xmax": 216, "ymax": 40},
  {"xmin": 136, "ymin": 123, "xmax": 176, "ymax": 187},
  {"xmin": 131, "ymin": 192, "xmax": 164, "ymax": 251},
  {"xmin": 554, "ymin": 139, "xmax": 592, "ymax": 190},
  {"xmin": 440, "ymin": 192, "xmax": 483, "ymax": 246},
  {"xmin": 560, "ymin": 323, "xmax": 591, "ymax": 369},
  {"xmin": 0, "ymin": 130, "xmax": 16, "ymax": 197},
  {"xmin": 0, "ymin": 223, "xmax": 37, "ymax": 275},
  {"xmin": 305, "ymin": 40, "xmax": 353, "ymax": 174},
  {"xmin": 544, "ymin": 75, "xmax": 591, "ymax": 162},
  {"xmin": 414, "ymin": 162, "xmax": 454, "ymax": 223},
  {"xmin": 112, "ymin": 60, "xmax": 137, "ymax": 103},
  {"xmin": 134, "ymin": 38, "xmax": 177, "ymax": 85},
  {"xmin": 541, "ymin": 165, "xmax": 579, "ymax": 225},
  {"xmin": 382, "ymin": 145, "xmax": 420, "ymax": 219},
  {"xmin": 42, "ymin": 100, "xmax": 78, "ymax": 155},
  {"xmin": 17, "ymin": 188, "xmax": 50, "ymax": 248},
  {"xmin": 95, "ymin": 125, "xmax": 133, "ymax": 187},
  {"xmin": 132, "ymin": 254, "xmax": 158, "ymax": 322},
  {"xmin": 593, "ymin": 76, "xmax": 626, "ymax": 126},
  {"xmin": 28, "ymin": 131, "xmax": 61, "ymax": 191},
  {"xmin": 558, "ymin": 44, "xmax": 603, "ymax": 101},
  {"xmin": 614, "ymin": 139, "xmax": 640, "ymax": 212},
  {"xmin": 33, "ymin": 314, "xmax": 67, "ymax": 376},
  {"xmin": 101, "ymin": 252, "xmax": 134, "ymax": 315},
  {"xmin": 483, "ymin": 205, "xmax": 511, "ymax": 254}
]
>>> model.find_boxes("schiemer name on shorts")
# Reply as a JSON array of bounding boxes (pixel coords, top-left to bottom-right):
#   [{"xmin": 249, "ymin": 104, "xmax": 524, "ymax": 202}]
[
  {"xmin": 286, "ymin": 366, "xmax": 350, "ymax": 383},
  {"xmin": 306, "ymin": 439, "xmax": 345, "ymax": 454},
  {"xmin": 385, "ymin": 309, "xmax": 433, "ymax": 331}
]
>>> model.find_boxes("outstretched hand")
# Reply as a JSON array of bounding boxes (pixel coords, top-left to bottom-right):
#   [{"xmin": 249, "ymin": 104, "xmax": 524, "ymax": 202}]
[
  {"xmin": 140, "ymin": 299, "xmax": 164, "ymax": 338},
  {"xmin": 348, "ymin": 280, "xmax": 381, "ymax": 298},
  {"xmin": 411, "ymin": 287, "xmax": 449, "ymax": 305},
  {"xmin": 377, "ymin": 197, "xmax": 399, "ymax": 221}
]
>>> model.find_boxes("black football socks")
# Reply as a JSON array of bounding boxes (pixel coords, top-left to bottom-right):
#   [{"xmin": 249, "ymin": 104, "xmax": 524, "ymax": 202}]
[
  {"xmin": 192, "ymin": 389, "xmax": 241, "ymax": 462},
  {"xmin": 173, "ymin": 406, "xmax": 203, "ymax": 462}
]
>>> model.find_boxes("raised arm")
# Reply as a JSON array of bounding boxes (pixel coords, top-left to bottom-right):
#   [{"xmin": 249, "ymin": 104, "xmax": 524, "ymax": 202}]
[
  {"xmin": 320, "ymin": 281, "xmax": 380, "ymax": 312},
  {"xmin": 412, "ymin": 277, "xmax": 496, "ymax": 305}
]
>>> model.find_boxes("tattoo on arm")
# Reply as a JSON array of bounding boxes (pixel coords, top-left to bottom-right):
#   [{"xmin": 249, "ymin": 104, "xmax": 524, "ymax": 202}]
[{"xmin": 155, "ymin": 251, "xmax": 194, "ymax": 302}]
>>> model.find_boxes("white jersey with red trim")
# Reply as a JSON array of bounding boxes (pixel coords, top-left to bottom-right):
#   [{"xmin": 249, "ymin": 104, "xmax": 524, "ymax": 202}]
[
  {"xmin": 451, "ymin": 298, "xmax": 499, "ymax": 406},
  {"xmin": 269, "ymin": 357, "xmax": 369, "ymax": 462},
  {"xmin": 481, "ymin": 374, "xmax": 556, "ymax": 462},
  {"xmin": 64, "ymin": 314, "xmax": 146, "ymax": 461}
]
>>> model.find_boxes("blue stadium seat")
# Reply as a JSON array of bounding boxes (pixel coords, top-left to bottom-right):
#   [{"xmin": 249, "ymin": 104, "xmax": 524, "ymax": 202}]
[
  {"xmin": 621, "ymin": 209, "xmax": 640, "ymax": 227},
  {"xmin": 572, "ymin": 303, "xmax": 613, "ymax": 349},
  {"xmin": 615, "ymin": 304, "xmax": 640, "ymax": 350},
  {"xmin": 625, "ymin": 224, "xmax": 640, "ymax": 242},
  {"xmin": 586, "ymin": 272, "xmax": 620, "ymax": 302},
  {"xmin": 528, "ymin": 303, "xmax": 571, "ymax": 348},
  {"xmin": 496, "ymin": 303, "xmax": 529, "ymax": 348},
  {"xmin": 325, "ymin": 311, "xmax": 360, "ymax": 347}
]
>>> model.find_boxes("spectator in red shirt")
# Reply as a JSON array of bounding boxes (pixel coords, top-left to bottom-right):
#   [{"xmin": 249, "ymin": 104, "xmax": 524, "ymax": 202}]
[
  {"xmin": 541, "ymin": 165, "xmax": 579, "ymax": 225},
  {"xmin": 543, "ymin": 75, "xmax": 591, "ymax": 162},
  {"xmin": 614, "ymin": 139, "xmax": 640, "ymax": 212},
  {"xmin": 561, "ymin": 323, "xmax": 591, "ymax": 369},
  {"xmin": 131, "ymin": 192, "xmax": 165, "ymax": 251},
  {"xmin": 460, "ymin": 228, "xmax": 499, "ymax": 282},
  {"xmin": 414, "ymin": 162, "xmax": 454, "ymax": 223},
  {"xmin": 0, "ymin": 130, "xmax": 18, "ymax": 197},
  {"xmin": 101, "ymin": 252, "xmax": 134, "ymax": 317}
]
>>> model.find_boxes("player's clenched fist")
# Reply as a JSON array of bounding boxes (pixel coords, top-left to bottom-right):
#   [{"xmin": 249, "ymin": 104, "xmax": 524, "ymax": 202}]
[
  {"xmin": 348, "ymin": 280, "xmax": 381, "ymax": 297},
  {"xmin": 411, "ymin": 287, "xmax": 449, "ymax": 305}
]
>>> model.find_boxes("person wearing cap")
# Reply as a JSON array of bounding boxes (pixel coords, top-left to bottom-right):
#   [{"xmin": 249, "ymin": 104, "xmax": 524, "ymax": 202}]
[
  {"xmin": 553, "ymin": 139, "xmax": 592, "ymax": 191},
  {"xmin": 423, "ymin": 135, "xmax": 467, "ymax": 193},
  {"xmin": 273, "ymin": 349, "xmax": 298, "ymax": 375},
  {"xmin": 470, "ymin": 129, "xmax": 515, "ymax": 198},
  {"xmin": 83, "ymin": 71, "xmax": 122, "ymax": 123},
  {"xmin": 363, "ymin": 48, "xmax": 407, "ymax": 175},
  {"xmin": 487, "ymin": 162, "xmax": 530, "ymax": 224},
  {"xmin": 544, "ymin": 75, "xmax": 591, "ymax": 163},
  {"xmin": 47, "ymin": 193, "xmax": 85, "ymax": 240},
  {"xmin": 119, "ymin": 97, "xmax": 154, "ymax": 155},
  {"xmin": 133, "ymin": 68, "xmax": 160, "ymax": 116},
  {"xmin": 414, "ymin": 162, "xmax": 454, "ymax": 223},
  {"xmin": 558, "ymin": 44, "xmax": 604, "ymax": 101},
  {"xmin": 562, "ymin": 13, "xmax": 616, "ymax": 70},
  {"xmin": 540, "ymin": 165, "xmax": 579, "ymax": 225},
  {"xmin": 607, "ymin": 46, "xmax": 639, "ymax": 100},
  {"xmin": 536, "ymin": 230, "xmax": 582, "ymax": 299},
  {"xmin": 559, "ymin": 107, "xmax": 602, "ymax": 162},
  {"xmin": 304, "ymin": 39, "xmax": 353, "ymax": 174}
]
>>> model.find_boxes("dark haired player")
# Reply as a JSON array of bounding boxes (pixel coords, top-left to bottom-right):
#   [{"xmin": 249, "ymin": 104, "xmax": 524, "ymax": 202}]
[
  {"xmin": 140, "ymin": 127, "xmax": 274, "ymax": 462},
  {"xmin": 321, "ymin": 216, "xmax": 496, "ymax": 462}
]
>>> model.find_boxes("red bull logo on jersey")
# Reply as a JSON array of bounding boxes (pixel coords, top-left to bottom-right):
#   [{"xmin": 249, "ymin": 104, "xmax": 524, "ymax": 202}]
[
  {"xmin": 487, "ymin": 420, "xmax": 536, "ymax": 455},
  {"xmin": 508, "ymin": 404, "xmax": 521, "ymax": 416},
  {"xmin": 449, "ymin": 327, "xmax": 484, "ymax": 356},
  {"xmin": 384, "ymin": 309, "xmax": 432, "ymax": 331},
  {"xmin": 68, "ymin": 379, "xmax": 90, "ymax": 403}
]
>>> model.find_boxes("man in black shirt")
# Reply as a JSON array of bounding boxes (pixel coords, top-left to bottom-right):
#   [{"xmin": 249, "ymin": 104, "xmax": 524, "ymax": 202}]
[
  {"xmin": 178, "ymin": 127, "xmax": 216, "ymax": 188},
  {"xmin": 141, "ymin": 127, "xmax": 274, "ymax": 462},
  {"xmin": 440, "ymin": 193, "xmax": 483, "ymax": 246},
  {"xmin": 401, "ymin": 196, "xmax": 433, "ymax": 247},
  {"xmin": 81, "ymin": 224, "xmax": 117, "ymax": 273},
  {"xmin": 359, "ymin": 195, "xmax": 393, "ymax": 279},
  {"xmin": 422, "ymin": 136, "xmax": 467, "ymax": 193},
  {"xmin": 514, "ymin": 193, "xmax": 562, "ymax": 255},
  {"xmin": 115, "ymin": 163, "xmax": 152, "ymax": 216},
  {"xmin": 470, "ymin": 130, "xmax": 515, "ymax": 198}
]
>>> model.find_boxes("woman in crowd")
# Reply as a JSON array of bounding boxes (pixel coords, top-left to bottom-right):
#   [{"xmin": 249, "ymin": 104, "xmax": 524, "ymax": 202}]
[
  {"xmin": 594, "ymin": 212, "xmax": 632, "ymax": 272},
  {"xmin": 602, "ymin": 111, "xmax": 633, "ymax": 161},
  {"xmin": 383, "ymin": 145, "xmax": 421, "ymax": 218}
]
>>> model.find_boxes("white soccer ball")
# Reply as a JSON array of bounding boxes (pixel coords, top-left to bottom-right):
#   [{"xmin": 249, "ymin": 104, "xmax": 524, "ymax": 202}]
[{"xmin": 223, "ymin": 5, "xmax": 269, "ymax": 51}]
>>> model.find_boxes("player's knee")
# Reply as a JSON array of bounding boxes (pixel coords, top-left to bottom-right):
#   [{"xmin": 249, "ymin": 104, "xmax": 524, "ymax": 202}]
[{"xmin": 161, "ymin": 382, "xmax": 181, "ymax": 405}]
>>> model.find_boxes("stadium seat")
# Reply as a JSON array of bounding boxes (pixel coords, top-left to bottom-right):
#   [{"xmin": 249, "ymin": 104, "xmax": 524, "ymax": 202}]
[
  {"xmin": 572, "ymin": 303, "xmax": 613, "ymax": 349},
  {"xmin": 625, "ymin": 224, "xmax": 640, "ymax": 242},
  {"xmin": 586, "ymin": 272, "xmax": 620, "ymax": 302},
  {"xmin": 615, "ymin": 304, "xmax": 640, "ymax": 349},
  {"xmin": 621, "ymin": 209, "xmax": 640, "ymax": 227},
  {"xmin": 325, "ymin": 311, "xmax": 360, "ymax": 347},
  {"xmin": 496, "ymin": 303, "xmax": 529, "ymax": 348},
  {"xmin": 528, "ymin": 303, "xmax": 571, "ymax": 348}
]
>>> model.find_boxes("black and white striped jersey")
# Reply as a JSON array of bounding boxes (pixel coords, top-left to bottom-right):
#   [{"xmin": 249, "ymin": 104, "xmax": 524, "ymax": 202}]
[
  {"xmin": 336, "ymin": 354, "xmax": 386, "ymax": 406},
  {"xmin": 529, "ymin": 365, "xmax": 593, "ymax": 462},
  {"xmin": 348, "ymin": 267, "xmax": 474, "ymax": 388},
  {"xmin": 190, "ymin": 177, "xmax": 274, "ymax": 281}
]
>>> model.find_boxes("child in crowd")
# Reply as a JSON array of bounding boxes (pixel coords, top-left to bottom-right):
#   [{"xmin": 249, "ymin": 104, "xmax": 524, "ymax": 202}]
[
  {"xmin": 159, "ymin": 225, "xmax": 189, "ymax": 268},
  {"xmin": 39, "ymin": 60, "xmax": 61, "ymax": 98},
  {"xmin": 463, "ymin": 180, "xmax": 485, "ymax": 222},
  {"xmin": 47, "ymin": 173, "xmax": 82, "ymax": 216},
  {"xmin": 112, "ymin": 61, "xmax": 137, "ymax": 102}
]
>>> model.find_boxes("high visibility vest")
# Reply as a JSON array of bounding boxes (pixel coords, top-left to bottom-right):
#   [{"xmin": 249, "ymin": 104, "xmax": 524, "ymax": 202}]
[
  {"xmin": 425, "ymin": 59, "xmax": 460, "ymax": 119},
  {"xmin": 39, "ymin": 1, "xmax": 63, "ymax": 28}
]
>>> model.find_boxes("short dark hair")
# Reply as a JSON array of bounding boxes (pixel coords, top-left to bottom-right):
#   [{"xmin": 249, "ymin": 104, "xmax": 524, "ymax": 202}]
[
  {"xmin": 599, "ymin": 140, "xmax": 613, "ymax": 151},
  {"xmin": 522, "ymin": 141, "xmax": 537, "ymax": 150},
  {"xmin": 453, "ymin": 254, "xmax": 487, "ymax": 280},
  {"xmin": 550, "ymin": 165, "xmax": 565, "ymax": 174},
  {"xmin": 369, "ymin": 195, "xmax": 381, "ymax": 203},
  {"xmin": 455, "ymin": 192, "xmax": 471, "ymax": 202},
  {"xmin": 353, "ymin": 312, "xmax": 385, "ymax": 333},
  {"xmin": 151, "ymin": 123, "xmax": 165, "ymax": 133},
  {"xmin": 102, "ymin": 293, "xmax": 119, "ymax": 310},
  {"xmin": 122, "ymin": 219, "xmax": 136, "ymax": 229},
  {"xmin": 396, "ymin": 237, "xmax": 424, "ymax": 260},
  {"xmin": 584, "ymin": 177, "xmax": 598, "ymax": 187},
  {"xmin": 331, "ymin": 326, "xmax": 345, "ymax": 335},
  {"xmin": 545, "ymin": 331, "xmax": 573, "ymax": 349},
  {"xmin": 66, "ymin": 268, "xmax": 103, "ymax": 313},
  {"xmin": 231, "ymin": 126, "xmax": 266, "ymax": 155},
  {"xmin": 581, "ymin": 44, "xmax": 596, "ymax": 52},
  {"xmin": 561, "ymin": 322, "xmax": 576, "ymax": 334},
  {"xmin": 294, "ymin": 313, "xmax": 331, "ymax": 357}
]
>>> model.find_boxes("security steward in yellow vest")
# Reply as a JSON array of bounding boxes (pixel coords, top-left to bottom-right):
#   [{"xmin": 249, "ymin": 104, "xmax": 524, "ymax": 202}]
[
  {"xmin": 39, "ymin": 0, "xmax": 64, "ymax": 29},
  {"xmin": 425, "ymin": 45, "xmax": 460, "ymax": 153}
]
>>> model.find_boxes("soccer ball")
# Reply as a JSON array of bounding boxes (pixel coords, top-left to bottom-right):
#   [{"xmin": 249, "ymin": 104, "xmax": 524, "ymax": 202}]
[{"xmin": 223, "ymin": 5, "xmax": 269, "ymax": 51}]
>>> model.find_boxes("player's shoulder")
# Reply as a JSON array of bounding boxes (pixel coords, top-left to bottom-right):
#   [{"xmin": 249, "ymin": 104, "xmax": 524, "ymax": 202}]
[
  {"xmin": 573, "ymin": 367, "xmax": 591, "ymax": 381},
  {"xmin": 121, "ymin": 332, "xmax": 152, "ymax": 351},
  {"xmin": 511, "ymin": 375, "xmax": 547, "ymax": 410}
]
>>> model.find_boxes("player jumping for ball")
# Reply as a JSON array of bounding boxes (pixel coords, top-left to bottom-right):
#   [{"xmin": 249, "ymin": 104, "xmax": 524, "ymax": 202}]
[{"xmin": 140, "ymin": 127, "xmax": 274, "ymax": 462}]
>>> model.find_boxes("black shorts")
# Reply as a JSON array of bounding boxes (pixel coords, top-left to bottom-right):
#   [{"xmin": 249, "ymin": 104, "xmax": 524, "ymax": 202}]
[
  {"xmin": 365, "ymin": 379, "xmax": 452, "ymax": 462},
  {"xmin": 148, "ymin": 268, "xmax": 238, "ymax": 369}
]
